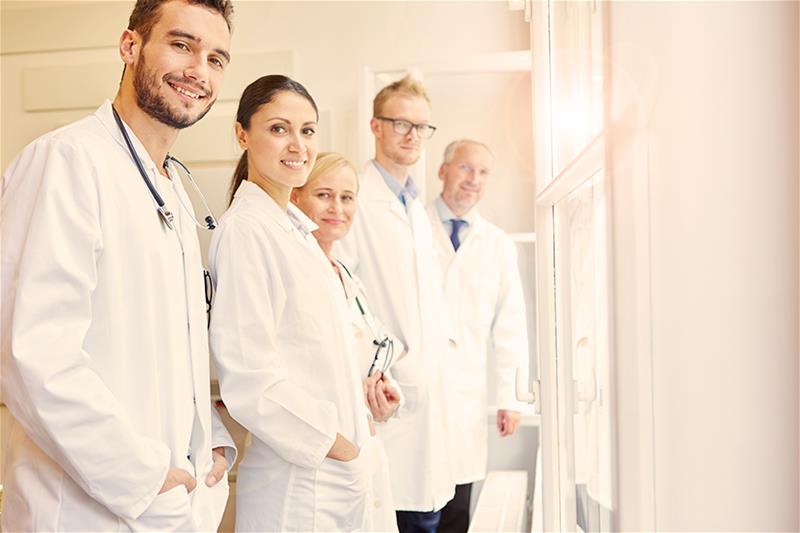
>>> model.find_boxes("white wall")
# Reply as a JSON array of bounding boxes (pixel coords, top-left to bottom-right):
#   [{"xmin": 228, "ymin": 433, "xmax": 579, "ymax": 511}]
[{"xmin": 608, "ymin": 1, "xmax": 799, "ymax": 530}]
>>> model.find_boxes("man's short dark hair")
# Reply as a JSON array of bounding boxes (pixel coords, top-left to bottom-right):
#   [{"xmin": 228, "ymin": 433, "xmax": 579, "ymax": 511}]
[{"xmin": 128, "ymin": 0, "xmax": 234, "ymax": 43}]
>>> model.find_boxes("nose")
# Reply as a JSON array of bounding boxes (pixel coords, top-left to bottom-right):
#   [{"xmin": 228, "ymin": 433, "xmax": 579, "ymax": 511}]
[
  {"xmin": 288, "ymin": 132, "xmax": 306, "ymax": 153},
  {"xmin": 184, "ymin": 54, "xmax": 210, "ymax": 87},
  {"xmin": 405, "ymin": 126, "xmax": 420, "ymax": 141},
  {"xmin": 328, "ymin": 195, "xmax": 343, "ymax": 213}
]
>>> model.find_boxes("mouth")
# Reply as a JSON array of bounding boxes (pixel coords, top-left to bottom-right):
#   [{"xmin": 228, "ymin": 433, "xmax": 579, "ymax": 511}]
[
  {"xmin": 321, "ymin": 218, "xmax": 345, "ymax": 225},
  {"xmin": 168, "ymin": 81, "xmax": 206, "ymax": 101},
  {"xmin": 281, "ymin": 159, "xmax": 307, "ymax": 170}
]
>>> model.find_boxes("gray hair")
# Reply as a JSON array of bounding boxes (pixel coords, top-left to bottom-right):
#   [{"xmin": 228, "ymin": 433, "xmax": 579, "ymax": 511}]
[{"xmin": 442, "ymin": 139, "xmax": 494, "ymax": 163}]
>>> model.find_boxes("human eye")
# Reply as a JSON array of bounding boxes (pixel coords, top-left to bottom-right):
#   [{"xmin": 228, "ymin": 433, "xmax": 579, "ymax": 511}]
[
  {"xmin": 172, "ymin": 41, "xmax": 190, "ymax": 52},
  {"xmin": 342, "ymin": 194, "xmax": 355, "ymax": 202},
  {"xmin": 317, "ymin": 191, "xmax": 330, "ymax": 199},
  {"xmin": 209, "ymin": 55, "xmax": 225, "ymax": 69},
  {"xmin": 302, "ymin": 126, "xmax": 317, "ymax": 136},
  {"xmin": 270, "ymin": 124, "xmax": 287, "ymax": 134}
]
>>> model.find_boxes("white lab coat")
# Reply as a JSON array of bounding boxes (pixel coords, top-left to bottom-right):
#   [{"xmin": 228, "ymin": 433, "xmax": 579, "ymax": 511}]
[
  {"xmin": 336, "ymin": 262, "xmax": 402, "ymax": 532},
  {"xmin": 426, "ymin": 203, "xmax": 529, "ymax": 484},
  {"xmin": 208, "ymin": 181, "xmax": 371, "ymax": 532},
  {"xmin": 0, "ymin": 100, "xmax": 234, "ymax": 532},
  {"xmin": 335, "ymin": 162, "xmax": 456, "ymax": 512}
]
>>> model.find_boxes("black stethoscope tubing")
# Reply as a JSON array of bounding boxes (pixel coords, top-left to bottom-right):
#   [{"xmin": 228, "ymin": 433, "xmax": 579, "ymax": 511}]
[{"xmin": 111, "ymin": 104, "xmax": 215, "ymax": 231}]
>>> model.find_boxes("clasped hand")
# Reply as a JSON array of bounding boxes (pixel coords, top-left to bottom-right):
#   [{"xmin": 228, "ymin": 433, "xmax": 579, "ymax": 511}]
[{"xmin": 363, "ymin": 372, "xmax": 401, "ymax": 422}]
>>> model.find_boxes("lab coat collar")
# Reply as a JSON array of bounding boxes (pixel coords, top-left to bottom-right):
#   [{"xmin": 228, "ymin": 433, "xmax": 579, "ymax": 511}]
[
  {"xmin": 94, "ymin": 100, "xmax": 160, "ymax": 177},
  {"xmin": 286, "ymin": 202, "xmax": 319, "ymax": 236},
  {"xmin": 233, "ymin": 180, "xmax": 318, "ymax": 234},
  {"xmin": 360, "ymin": 162, "xmax": 410, "ymax": 221}
]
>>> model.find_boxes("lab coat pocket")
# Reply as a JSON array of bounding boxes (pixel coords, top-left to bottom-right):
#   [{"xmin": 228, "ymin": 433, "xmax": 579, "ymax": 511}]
[
  {"xmin": 314, "ymin": 454, "xmax": 369, "ymax": 531},
  {"xmin": 124, "ymin": 485, "xmax": 195, "ymax": 532},
  {"xmin": 191, "ymin": 467, "xmax": 230, "ymax": 533}
]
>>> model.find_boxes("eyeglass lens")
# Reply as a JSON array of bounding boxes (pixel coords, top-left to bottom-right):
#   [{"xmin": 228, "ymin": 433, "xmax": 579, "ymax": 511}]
[{"xmin": 380, "ymin": 117, "xmax": 436, "ymax": 139}]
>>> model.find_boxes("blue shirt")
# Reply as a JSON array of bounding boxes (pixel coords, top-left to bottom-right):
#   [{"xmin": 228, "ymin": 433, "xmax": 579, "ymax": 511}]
[
  {"xmin": 372, "ymin": 159, "xmax": 419, "ymax": 212},
  {"xmin": 434, "ymin": 195, "xmax": 475, "ymax": 245}
]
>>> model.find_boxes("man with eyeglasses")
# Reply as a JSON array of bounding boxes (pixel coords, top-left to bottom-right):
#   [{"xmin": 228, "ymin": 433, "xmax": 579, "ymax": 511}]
[
  {"xmin": 337, "ymin": 75, "xmax": 456, "ymax": 533},
  {"xmin": 428, "ymin": 139, "xmax": 530, "ymax": 533}
]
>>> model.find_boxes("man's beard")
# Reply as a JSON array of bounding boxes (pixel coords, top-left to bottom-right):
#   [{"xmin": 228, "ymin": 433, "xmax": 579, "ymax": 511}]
[{"xmin": 133, "ymin": 54, "xmax": 214, "ymax": 130}]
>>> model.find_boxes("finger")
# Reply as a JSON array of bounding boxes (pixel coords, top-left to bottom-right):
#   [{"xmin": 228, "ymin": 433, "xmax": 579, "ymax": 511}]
[
  {"xmin": 375, "ymin": 381, "xmax": 392, "ymax": 415},
  {"xmin": 382, "ymin": 381, "xmax": 400, "ymax": 403},
  {"xmin": 206, "ymin": 451, "xmax": 228, "ymax": 487},
  {"xmin": 365, "ymin": 379, "xmax": 379, "ymax": 412},
  {"xmin": 178, "ymin": 469, "xmax": 197, "ymax": 493}
]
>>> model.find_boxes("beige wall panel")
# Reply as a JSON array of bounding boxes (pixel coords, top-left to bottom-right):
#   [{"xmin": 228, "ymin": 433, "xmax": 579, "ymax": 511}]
[
  {"xmin": 0, "ymin": 1, "xmax": 131, "ymax": 54},
  {"xmin": 218, "ymin": 51, "xmax": 295, "ymax": 102},
  {"xmin": 22, "ymin": 62, "xmax": 121, "ymax": 112}
]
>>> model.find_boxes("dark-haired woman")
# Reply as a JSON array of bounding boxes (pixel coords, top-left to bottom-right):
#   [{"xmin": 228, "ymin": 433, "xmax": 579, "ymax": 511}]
[{"xmin": 208, "ymin": 75, "xmax": 371, "ymax": 531}]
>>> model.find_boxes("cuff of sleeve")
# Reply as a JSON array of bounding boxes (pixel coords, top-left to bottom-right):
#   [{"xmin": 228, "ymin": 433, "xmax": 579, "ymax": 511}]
[
  {"xmin": 125, "ymin": 443, "xmax": 172, "ymax": 520},
  {"xmin": 214, "ymin": 445, "xmax": 237, "ymax": 471},
  {"xmin": 308, "ymin": 430, "xmax": 337, "ymax": 468}
]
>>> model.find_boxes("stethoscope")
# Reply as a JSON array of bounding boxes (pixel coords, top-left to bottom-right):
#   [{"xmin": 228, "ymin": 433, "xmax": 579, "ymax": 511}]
[
  {"xmin": 337, "ymin": 260, "xmax": 395, "ymax": 377},
  {"xmin": 111, "ymin": 105, "xmax": 216, "ymax": 232}
]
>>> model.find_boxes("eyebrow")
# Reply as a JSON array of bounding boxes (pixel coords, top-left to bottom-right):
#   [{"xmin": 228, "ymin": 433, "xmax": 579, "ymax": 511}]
[
  {"xmin": 167, "ymin": 29, "xmax": 231, "ymax": 63},
  {"xmin": 267, "ymin": 117, "xmax": 319, "ymax": 125}
]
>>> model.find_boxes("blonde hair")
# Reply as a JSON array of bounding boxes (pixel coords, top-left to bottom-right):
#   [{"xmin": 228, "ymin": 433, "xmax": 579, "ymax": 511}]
[
  {"xmin": 372, "ymin": 75, "xmax": 431, "ymax": 117},
  {"xmin": 295, "ymin": 152, "xmax": 358, "ymax": 193}
]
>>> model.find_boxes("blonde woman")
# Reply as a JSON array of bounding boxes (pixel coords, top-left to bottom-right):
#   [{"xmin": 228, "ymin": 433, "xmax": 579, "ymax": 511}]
[{"xmin": 292, "ymin": 152, "xmax": 404, "ymax": 532}]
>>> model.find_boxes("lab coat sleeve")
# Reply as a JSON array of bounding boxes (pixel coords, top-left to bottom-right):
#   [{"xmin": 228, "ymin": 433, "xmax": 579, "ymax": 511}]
[
  {"xmin": 491, "ymin": 236, "xmax": 530, "ymax": 411},
  {"xmin": 209, "ymin": 218, "xmax": 338, "ymax": 469},
  {"xmin": 1, "ymin": 138, "xmax": 170, "ymax": 519},
  {"xmin": 210, "ymin": 405, "xmax": 237, "ymax": 468}
]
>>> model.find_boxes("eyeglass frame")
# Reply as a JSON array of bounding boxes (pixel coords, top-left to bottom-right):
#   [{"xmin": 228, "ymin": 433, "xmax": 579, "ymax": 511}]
[{"xmin": 374, "ymin": 116, "xmax": 437, "ymax": 139}]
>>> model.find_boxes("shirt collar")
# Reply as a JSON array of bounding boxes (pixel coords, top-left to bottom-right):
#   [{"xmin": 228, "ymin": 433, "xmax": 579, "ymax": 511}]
[
  {"xmin": 372, "ymin": 159, "xmax": 419, "ymax": 203},
  {"xmin": 435, "ymin": 194, "xmax": 476, "ymax": 225}
]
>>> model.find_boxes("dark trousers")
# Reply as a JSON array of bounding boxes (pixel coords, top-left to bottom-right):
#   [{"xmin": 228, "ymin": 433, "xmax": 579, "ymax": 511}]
[
  {"xmin": 436, "ymin": 483, "xmax": 472, "ymax": 533},
  {"xmin": 396, "ymin": 509, "xmax": 442, "ymax": 533}
]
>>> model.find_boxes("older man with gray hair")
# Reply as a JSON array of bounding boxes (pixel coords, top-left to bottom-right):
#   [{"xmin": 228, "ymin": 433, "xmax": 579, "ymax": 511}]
[{"xmin": 427, "ymin": 139, "xmax": 530, "ymax": 533}]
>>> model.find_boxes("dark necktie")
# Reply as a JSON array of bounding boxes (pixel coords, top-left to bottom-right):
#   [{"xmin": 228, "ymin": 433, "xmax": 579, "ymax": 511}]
[{"xmin": 450, "ymin": 219, "xmax": 466, "ymax": 251}]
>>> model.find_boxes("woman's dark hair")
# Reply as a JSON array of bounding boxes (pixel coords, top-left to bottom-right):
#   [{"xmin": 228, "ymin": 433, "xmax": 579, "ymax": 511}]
[{"xmin": 229, "ymin": 75, "xmax": 319, "ymax": 204}]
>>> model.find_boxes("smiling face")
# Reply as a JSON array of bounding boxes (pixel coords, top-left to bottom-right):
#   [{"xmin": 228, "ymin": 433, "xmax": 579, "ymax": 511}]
[
  {"xmin": 236, "ymin": 91, "xmax": 319, "ymax": 190},
  {"xmin": 125, "ymin": 0, "xmax": 231, "ymax": 129},
  {"xmin": 439, "ymin": 142, "xmax": 493, "ymax": 216},
  {"xmin": 371, "ymin": 95, "xmax": 431, "ymax": 169},
  {"xmin": 291, "ymin": 164, "xmax": 358, "ymax": 245}
]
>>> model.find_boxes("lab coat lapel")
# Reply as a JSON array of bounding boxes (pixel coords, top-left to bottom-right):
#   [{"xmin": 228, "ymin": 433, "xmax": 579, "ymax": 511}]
[{"xmin": 360, "ymin": 162, "xmax": 409, "ymax": 224}]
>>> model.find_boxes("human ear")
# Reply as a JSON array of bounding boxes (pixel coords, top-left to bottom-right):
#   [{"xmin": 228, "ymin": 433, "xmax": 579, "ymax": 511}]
[
  {"xmin": 370, "ymin": 118, "xmax": 381, "ymax": 137},
  {"xmin": 119, "ymin": 29, "xmax": 139, "ymax": 66},
  {"xmin": 235, "ymin": 122, "xmax": 248, "ymax": 150}
]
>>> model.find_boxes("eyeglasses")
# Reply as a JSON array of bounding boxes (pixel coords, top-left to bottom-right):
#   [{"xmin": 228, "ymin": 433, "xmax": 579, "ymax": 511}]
[
  {"xmin": 367, "ymin": 336, "xmax": 395, "ymax": 377},
  {"xmin": 375, "ymin": 116, "xmax": 437, "ymax": 139},
  {"xmin": 204, "ymin": 270, "xmax": 214, "ymax": 327}
]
